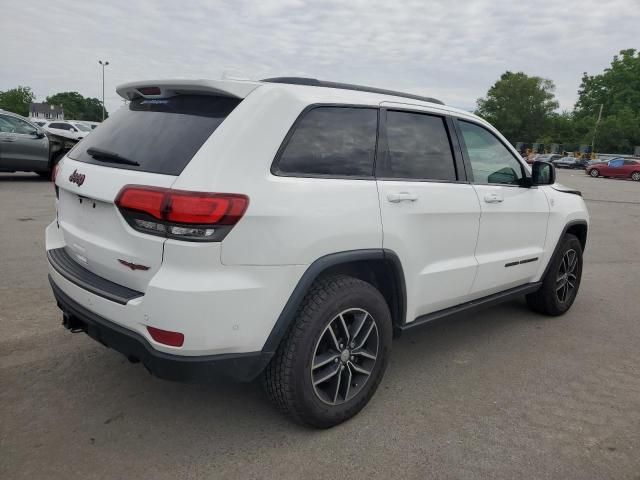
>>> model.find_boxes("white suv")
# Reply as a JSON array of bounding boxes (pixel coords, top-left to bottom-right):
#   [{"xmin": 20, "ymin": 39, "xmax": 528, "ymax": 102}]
[{"xmin": 46, "ymin": 77, "xmax": 589, "ymax": 427}]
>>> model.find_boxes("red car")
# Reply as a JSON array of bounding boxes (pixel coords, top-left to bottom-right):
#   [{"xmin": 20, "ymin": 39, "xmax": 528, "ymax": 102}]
[{"xmin": 586, "ymin": 158, "xmax": 640, "ymax": 181}]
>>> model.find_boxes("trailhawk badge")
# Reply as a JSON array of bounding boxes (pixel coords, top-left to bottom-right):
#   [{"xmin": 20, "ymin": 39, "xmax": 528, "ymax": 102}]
[{"xmin": 68, "ymin": 169, "xmax": 86, "ymax": 186}]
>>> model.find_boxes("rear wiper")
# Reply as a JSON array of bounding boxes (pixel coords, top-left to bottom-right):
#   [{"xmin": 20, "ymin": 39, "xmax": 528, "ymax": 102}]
[{"xmin": 86, "ymin": 147, "xmax": 140, "ymax": 166}]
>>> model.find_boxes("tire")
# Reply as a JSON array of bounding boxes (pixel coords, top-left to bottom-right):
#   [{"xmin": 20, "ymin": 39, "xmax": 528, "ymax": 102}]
[
  {"xmin": 262, "ymin": 274, "xmax": 392, "ymax": 428},
  {"xmin": 590, "ymin": 169, "xmax": 599, "ymax": 177},
  {"xmin": 631, "ymin": 171, "xmax": 640, "ymax": 181},
  {"xmin": 526, "ymin": 234, "xmax": 583, "ymax": 316}
]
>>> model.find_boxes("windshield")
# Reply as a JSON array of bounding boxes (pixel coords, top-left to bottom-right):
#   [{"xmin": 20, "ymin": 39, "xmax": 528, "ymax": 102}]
[
  {"xmin": 68, "ymin": 94, "xmax": 241, "ymax": 175},
  {"xmin": 73, "ymin": 123, "xmax": 91, "ymax": 132}
]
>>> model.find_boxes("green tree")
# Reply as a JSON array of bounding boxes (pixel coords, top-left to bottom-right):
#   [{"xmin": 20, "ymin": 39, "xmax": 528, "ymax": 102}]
[
  {"xmin": 475, "ymin": 71, "xmax": 559, "ymax": 143},
  {"xmin": 574, "ymin": 49, "xmax": 640, "ymax": 153},
  {"xmin": 575, "ymin": 49, "xmax": 640, "ymax": 118},
  {"xmin": 46, "ymin": 92, "xmax": 107, "ymax": 121},
  {"xmin": 0, "ymin": 86, "xmax": 35, "ymax": 117}
]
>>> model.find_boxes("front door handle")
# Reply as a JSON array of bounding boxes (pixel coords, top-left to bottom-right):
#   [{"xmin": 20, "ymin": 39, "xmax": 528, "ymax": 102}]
[
  {"xmin": 387, "ymin": 192, "xmax": 418, "ymax": 203},
  {"xmin": 484, "ymin": 193, "xmax": 504, "ymax": 204}
]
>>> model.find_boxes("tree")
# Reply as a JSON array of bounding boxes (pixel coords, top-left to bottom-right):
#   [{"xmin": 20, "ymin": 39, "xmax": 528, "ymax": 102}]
[
  {"xmin": 46, "ymin": 92, "xmax": 107, "ymax": 121},
  {"xmin": 0, "ymin": 86, "xmax": 35, "ymax": 117},
  {"xmin": 575, "ymin": 49, "xmax": 640, "ymax": 118},
  {"xmin": 574, "ymin": 49, "xmax": 640, "ymax": 153},
  {"xmin": 475, "ymin": 71, "xmax": 559, "ymax": 143}
]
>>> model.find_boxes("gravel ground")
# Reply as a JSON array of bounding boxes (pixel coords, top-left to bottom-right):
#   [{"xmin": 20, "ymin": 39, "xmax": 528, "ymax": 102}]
[{"xmin": 1, "ymin": 169, "xmax": 639, "ymax": 480}]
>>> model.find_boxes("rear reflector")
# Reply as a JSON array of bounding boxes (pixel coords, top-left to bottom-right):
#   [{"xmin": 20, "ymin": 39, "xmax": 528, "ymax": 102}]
[
  {"xmin": 115, "ymin": 185, "xmax": 248, "ymax": 242},
  {"xmin": 147, "ymin": 326, "xmax": 184, "ymax": 347}
]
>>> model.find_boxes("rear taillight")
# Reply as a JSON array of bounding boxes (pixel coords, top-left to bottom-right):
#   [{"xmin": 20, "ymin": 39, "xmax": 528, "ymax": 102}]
[
  {"xmin": 115, "ymin": 185, "xmax": 248, "ymax": 242},
  {"xmin": 52, "ymin": 162, "xmax": 61, "ymax": 198}
]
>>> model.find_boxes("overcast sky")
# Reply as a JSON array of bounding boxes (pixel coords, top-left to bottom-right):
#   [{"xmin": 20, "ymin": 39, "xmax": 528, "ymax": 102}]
[{"xmin": 1, "ymin": 0, "xmax": 638, "ymax": 116}]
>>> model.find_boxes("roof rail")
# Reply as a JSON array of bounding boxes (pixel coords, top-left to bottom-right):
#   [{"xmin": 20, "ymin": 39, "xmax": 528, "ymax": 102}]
[{"xmin": 261, "ymin": 77, "xmax": 444, "ymax": 105}]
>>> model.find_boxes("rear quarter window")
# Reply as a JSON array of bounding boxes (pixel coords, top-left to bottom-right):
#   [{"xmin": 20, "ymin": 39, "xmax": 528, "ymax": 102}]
[
  {"xmin": 274, "ymin": 106, "xmax": 378, "ymax": 177},
  {"xmin": 68, "ymin": 95, "xmax": 240, "ymax": 175}
]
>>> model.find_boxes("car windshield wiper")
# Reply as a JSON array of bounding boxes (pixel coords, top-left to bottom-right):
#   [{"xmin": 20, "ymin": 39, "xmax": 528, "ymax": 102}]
[{"xmin": 86, "ymin": 147, "xmax": 140, "ymax": 166}]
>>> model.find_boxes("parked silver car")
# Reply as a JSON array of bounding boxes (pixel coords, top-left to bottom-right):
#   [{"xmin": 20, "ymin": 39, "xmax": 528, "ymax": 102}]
[{"xmin": 552, "ymin": 156, "xmax": 588, "ymax": 169}]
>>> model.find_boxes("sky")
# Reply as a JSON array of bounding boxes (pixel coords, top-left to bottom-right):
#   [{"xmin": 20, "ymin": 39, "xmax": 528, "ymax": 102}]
[{"xmin": 1, "ymin": 0, "xmax": 639, "ymax": 116}]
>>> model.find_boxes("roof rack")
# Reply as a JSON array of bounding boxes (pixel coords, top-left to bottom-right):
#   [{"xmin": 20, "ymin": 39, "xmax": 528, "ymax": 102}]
[{"xmin": 261, "ymin": 77, "xmax": 444, "ymax": 105}]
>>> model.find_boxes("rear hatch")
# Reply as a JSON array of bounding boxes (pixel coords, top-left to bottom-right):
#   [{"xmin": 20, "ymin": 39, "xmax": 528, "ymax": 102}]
[{"xmin": 55, "ymin": 92, "xmax": 242, "ymax": 293}]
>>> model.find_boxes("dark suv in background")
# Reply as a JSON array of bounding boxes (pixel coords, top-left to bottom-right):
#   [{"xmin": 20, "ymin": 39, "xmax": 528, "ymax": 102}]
[{"xmin": 0, "ymin": 109, "xmax": 76, "ymax": 178}]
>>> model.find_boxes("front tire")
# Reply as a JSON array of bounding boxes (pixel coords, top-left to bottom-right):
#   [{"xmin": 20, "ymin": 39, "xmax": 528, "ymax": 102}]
[
  {"xmin": 263, "ymin": 275, "xmax": 392, "ymax": 428},
  {"xmin": 631, "ymin": 171, "xmax": 640, "ymax": 181},
  {"xmin": 526, "ymin": 234, "xmax": 583, "ymax": 316},
  {"xmin": 590, "ymin": 169, "xmax": 599, "ymax": 177}
]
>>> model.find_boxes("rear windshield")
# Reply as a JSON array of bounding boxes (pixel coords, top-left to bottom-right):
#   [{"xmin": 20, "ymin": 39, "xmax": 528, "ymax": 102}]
[{"xmin": 68, "ymin": 95, "xmax": 241, "ymax": 175}]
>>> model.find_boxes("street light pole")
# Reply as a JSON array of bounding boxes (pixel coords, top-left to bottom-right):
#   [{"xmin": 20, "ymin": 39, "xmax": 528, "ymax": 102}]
[
  {"xmin": 98, "ymin": 60, "xmax": 109, "ymax": 121},
  {"xmin": 591, "ymin": 103, "xmax": 603, "ymax": 154}
]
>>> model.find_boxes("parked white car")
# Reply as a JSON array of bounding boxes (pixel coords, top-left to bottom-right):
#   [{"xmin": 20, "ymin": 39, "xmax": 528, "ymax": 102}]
[
  {"xmin": 43, "ymin": 120, "xmax": 91, "ymax": 141},
  {"xmin": 46, "ymin": 77, "xmax": 589, "ymax": 427}
]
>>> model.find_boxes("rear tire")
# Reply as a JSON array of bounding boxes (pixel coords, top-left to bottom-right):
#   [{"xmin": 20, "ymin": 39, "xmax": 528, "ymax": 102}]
[
  {"xmin": 526, "ymin": 234, "xmax": 583, "ymax": 316},
  {"xmin": 262, "ymin": 274, "xmax": 392, "ymax": 428},
  {"xmin": 590, "ymin": 169, "xmax": 599, "ymax": 177}
]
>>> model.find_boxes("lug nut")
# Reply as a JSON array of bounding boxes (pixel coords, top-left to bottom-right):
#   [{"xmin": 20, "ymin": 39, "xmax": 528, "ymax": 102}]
[
  {"xmin": 350, "ymin": 355, "xmax": 354, "ymax": 361},
  {"xmin": 334, "ymin": 358, "xmax": 339, "ymax": 363}
]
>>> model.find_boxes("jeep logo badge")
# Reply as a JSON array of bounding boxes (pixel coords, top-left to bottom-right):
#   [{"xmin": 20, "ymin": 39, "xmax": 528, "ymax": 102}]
[{"xmin": 69, "ymin": 169, "xmax": 86, "ymax": 186}]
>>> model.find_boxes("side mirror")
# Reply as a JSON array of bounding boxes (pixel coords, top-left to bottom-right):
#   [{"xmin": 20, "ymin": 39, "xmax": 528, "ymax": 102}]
[
  {"xmin": 532, "ymin": 161, "xmax": 556, "ymax": 185},
  {"xmin": 34, "ymin": 129, "xmax": 46, "ymax": 138}
]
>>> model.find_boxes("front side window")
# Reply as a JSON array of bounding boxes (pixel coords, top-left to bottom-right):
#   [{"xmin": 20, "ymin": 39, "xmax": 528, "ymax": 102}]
[
  {"xmin": 459, "ymin": 121, "xmax": 524, "ymax": 185},
  {"xmin": 0, "ymin": 115, "xmax": 36, "ymax": 134},
  {"xmin": 609, "ymin": 159, "xmax": 624, "ymax": 168},
  {"xmin": 379, "ymin": 110, "xmax": 457, "ymax": 181},
  {"xmin": 275, "ymin": 107, "xmax": 378, "ymax": 177}
]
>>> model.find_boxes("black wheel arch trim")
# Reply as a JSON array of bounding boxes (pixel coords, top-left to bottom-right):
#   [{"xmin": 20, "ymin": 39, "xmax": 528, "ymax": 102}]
[
  {"xmin": 261, "ymin": 249, "xmax": 407, "ymax": 353},
  {"xmin": 540, "ymin": 220, "xmax": 588, "ymax": 281}
]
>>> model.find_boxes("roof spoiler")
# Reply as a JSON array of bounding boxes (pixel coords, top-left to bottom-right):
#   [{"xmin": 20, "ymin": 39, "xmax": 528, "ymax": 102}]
[{"xmin": 116, "ymin": 79, "xmax": 261, "ymax": 101}]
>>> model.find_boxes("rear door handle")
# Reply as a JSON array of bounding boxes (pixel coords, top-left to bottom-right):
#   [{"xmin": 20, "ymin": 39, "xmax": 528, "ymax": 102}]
[
  {"xmin": 387, "ymin": 192, "xmax": 418, "ymax": 203},
  {"xmin": 484, "ymin": 193, "xmax": 503, "ymax": 204}
]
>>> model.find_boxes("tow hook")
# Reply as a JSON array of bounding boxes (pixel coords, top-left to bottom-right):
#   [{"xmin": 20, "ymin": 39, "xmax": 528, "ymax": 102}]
[{"xmin": 62, "ymin": 313, "xmax": 86, "ymax": 333}]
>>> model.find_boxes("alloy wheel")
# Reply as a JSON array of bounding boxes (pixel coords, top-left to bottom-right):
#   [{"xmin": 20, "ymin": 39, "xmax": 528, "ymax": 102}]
[
  {"xmin": 632, "ymin": 172, "xmax": 640, "ymax": 181},
  {"xmin": 590, "ymin": 169, "xmax": 599, "ymax": 177},
  {"xmin": 310, "ymin": 308, "xmax": 379, "ymax": 406},
  {"xmin": 556, "ymin": 249, "xmax": 578, "ymax": 303}
]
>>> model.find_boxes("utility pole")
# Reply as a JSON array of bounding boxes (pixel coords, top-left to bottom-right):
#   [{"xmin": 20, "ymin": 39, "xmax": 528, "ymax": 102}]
[
  {"xmin": 98, "ymin": 60, "xmax": 110, "ymax": 121},
  {"xmin": 591, "ymin": 103, "xmax": 603, "ymax": 154}
]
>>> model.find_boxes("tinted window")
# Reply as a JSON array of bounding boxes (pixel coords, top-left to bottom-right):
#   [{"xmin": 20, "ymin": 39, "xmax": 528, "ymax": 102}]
[
  {"xmin": 49, "ymin": 123, "xmax": 67, "ymax": 130},
  {"xmin": 459, "ymin": 121, "xmax": 524, "ymax": 185},
  {"xmin": 276, "ymin": 107, "xmax": 377, "ymax": 177},
  {"xmin": 381, "ymin": 111, "xmax": 456, "ymax": 180},
  {"xmin": 623, "ymin": 160, "xmax": 638, "ymax": 166},
  {"xmin": 68, "ymin": 95, "xmax": 240, "ymax": 175}
]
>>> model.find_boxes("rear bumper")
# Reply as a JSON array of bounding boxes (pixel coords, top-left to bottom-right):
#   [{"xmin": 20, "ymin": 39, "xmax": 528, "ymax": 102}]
[{"xmin": 49, "ymin": 276, "xmax": 273, "ymax": 382}]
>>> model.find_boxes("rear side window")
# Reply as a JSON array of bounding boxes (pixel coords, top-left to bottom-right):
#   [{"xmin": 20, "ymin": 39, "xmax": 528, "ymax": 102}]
[
  {"xmin": 275, "ymin": 107, "xmax": 378, "ymax": 177},
  {"xmin": 379, "ymin": 110, "xmax": 457, "ymax": 181},
  {"xmin": 68, "ymin": 95, "xmax": 240, "ymax": 175}
]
